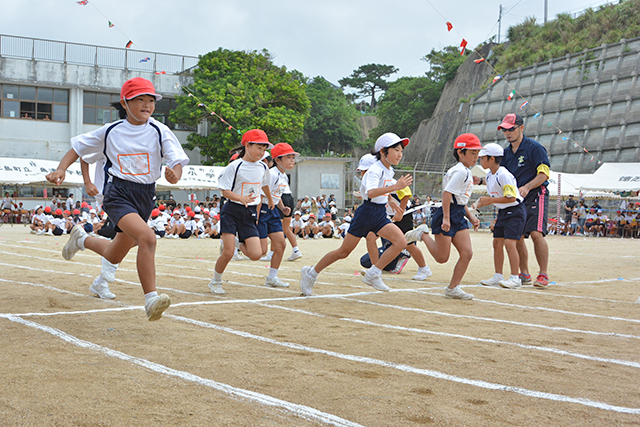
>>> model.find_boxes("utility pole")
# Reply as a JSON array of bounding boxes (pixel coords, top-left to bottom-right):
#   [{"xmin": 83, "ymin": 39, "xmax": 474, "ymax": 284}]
[
  {"xmin": 498, "ymin": 4, "xmax": 503, "ymax": 43},
  {"xmin": 544, "ymin": 0, "xmax": 548, "ymax": 24}
]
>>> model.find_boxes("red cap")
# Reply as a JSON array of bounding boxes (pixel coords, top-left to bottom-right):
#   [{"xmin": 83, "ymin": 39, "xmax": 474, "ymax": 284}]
[
  {"xmin": 44, "ymin": 206, "xmax": 51, "ymax": 213},
  {"xmin": 185, "ymin": 206, "xmax": 191, "ymax": 212},
  {"xmin": 497, "ymin": 113, "xmax": 524, "ymax": 130},
  {"xmin": 241, "ymin": 129, "xmax": 273, "ymax": 149},
  {"xmin": 120, "ymin": 77, "xmax": 162, "ymax": 101},
  {"xmin": 271, "ymin": 143, "xmax": 300, "ymax": 159},
  {"xmin": 159, "ymin": 204, "xmax": 165, "ymax": 210},
  {"xmin": 194, "ymin": 200, "xmax": 199, "ymax": 205},
  {"xmin": 229, "ymin": 152, "xmax": 240, "ymax": 161},
  {"xmin": 81, "ymin": 202, "xmax": 89, "ymax": 208},
  {"xmin": 187, "ymin": 211, "xmax": 196, "ymax": 218},
  {"xmin": 73, "ymin": 209, "xmax": 80, "ymax": 215},
  {"xmin": 55, "ymin": 209, "xmax": 63, "ymax": 215},
  {"xmin": 324, "ymin": 213, "xmax": 331, "ymax": 217},
  {"xmin": 454, "ymin": 133, "xmax": 483, "ymax": 150},
  {"xmin": 151, "ymin": 208, "xmax": 160, "ymax": 217},
  {"xmin": 213, "ymin": 214, "xmax": 220, "ymax": 220},
  {"xmin": 63, "ymin": 210, "xmax": 71, "ymax": 215},
  {"xmin": 309, "ymin": 214, "xmax": 316, "ymax": 218}
]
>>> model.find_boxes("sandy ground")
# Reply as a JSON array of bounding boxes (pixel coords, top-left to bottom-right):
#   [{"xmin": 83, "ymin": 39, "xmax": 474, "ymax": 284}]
[{"xmin": 0, "ymin": 224, "xmax": 639, "ymax": 426}]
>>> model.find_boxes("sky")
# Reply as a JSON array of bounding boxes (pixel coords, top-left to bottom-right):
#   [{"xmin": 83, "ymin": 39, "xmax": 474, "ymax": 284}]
[{"xmin": 1, "ymin": 0, "xmax": 617, "ymax": 86}]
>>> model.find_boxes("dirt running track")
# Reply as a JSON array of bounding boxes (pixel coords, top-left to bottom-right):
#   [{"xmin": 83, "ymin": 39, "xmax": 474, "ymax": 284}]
[{"xmin": 0, "ymin": 225, "xmax": 638, "ymax": 426}]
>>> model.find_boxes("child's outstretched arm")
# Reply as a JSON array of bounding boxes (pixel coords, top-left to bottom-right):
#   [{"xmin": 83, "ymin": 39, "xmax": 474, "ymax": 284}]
[
  {"xmin": 46, "ymin": 148, "xmax": 79, "ymax": 185},
  {"xmin": 80, "ymin": 159, "xmax": 99, "ymax": 197},
  {"xmin": 165, "ymin": 164, "xmax": 183, "ymax": 184}
]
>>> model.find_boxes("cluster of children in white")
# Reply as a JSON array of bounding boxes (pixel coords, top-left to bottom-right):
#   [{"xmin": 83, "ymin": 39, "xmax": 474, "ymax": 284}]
[{"xmin": 45, "ymin": 77, "xmax": 560, "ymax": 323}]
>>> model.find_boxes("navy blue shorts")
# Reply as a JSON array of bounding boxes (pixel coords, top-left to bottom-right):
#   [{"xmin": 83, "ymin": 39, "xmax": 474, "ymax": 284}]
[
  {"xmin": 102, "ymin": 176, "xmax": 156, "ymax": 233},
  {"xmin": 431, "ymin": 204, "xmax": 469, "ymax": 237},
  {"xmin": 276, "ymin": 193, "xmax": 295, "ymax": 218},
  {"xmin": 220, "ymin": 201, "xmax": 259, "ymax": 242},
  {"xmin": 53, "ymin": 226, "xmax": 64, "ymax": 236},
  {"xmin": 523, "ymin": 186, "xmax": 549, "ymax": 237},
  {"xmin": 258, "ymin": 203, "xmax": 284, "ymax": 238},
  {"xmin": 493, "ymin": 203, "xmax": 526, "ymax": 240},
  {"xmin": 347, "ymin": 200, "xmax": 391, "ymax": 238}
]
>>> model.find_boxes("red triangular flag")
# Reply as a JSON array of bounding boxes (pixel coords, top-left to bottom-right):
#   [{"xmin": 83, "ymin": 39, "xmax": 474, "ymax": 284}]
[
  {"xmin": 125, "ymin": 40, "xmax": 133, "ymax": 49},
  {"xmin": 460, "ymin": 39, "xmax": 467, "ymax": 55},
  {"xmin": 446, "ymin": 22, "xmax": 453, "ymax": 31},
  {"xmin": 474, "ymin": 58, "xmax": 485, "ymax": 63}
]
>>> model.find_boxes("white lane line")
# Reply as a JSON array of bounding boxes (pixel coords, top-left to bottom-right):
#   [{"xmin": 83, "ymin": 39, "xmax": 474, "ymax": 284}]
[
  {"xmin": 167, "ymin": 313, "xmax": 640, "ymax": 415},
  {"xmin": 252, "ymin": 302, "xmax": 640, "ymax": 369},
  {"xmin": 1, "ymin": 315, "xmax": 363, "ymax": 427}
]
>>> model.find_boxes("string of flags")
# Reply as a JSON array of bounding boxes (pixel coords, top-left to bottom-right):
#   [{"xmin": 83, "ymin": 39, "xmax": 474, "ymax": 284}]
[
  {"xmin": 175, "ymin": 83, "xmax": 242, "ymax": 136},
  {"xmin": 438, "ymin": 12, "xmax": 605, "ymax": 166}
]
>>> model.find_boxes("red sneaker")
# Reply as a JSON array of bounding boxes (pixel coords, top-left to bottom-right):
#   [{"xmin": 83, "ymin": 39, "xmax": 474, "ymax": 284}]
[
  {"xmin": 534, "ymin": 274, "xmax": 549, "ymax": 288},
  {"xmin": 519, "ymin": 273, "xmax": 532, "ymax": 284}
]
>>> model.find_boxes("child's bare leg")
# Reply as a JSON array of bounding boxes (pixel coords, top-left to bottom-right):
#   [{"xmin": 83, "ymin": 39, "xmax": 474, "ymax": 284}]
[
  {"xmin": 516, "ymin": 236, "xmax": 529, "ymax": 275},
  {"xmin": 493, "ymin": 237, "xmax": 505, "ymax": 275},
  {"xmin": 314, "ymin": 234, "xmax": 360, "ymax": 273},
  {"xmin": 448, "ymin": 229, "xmax": 473, "ymax": 289},
  {"xmin": 375, "ymin": 223, "xmax": 406, "ymax": 270},
  {"xmin": 504, "ymin": 238, "xmax": 520, "ymax": 277},
  {"xmin": 268, "ymin": 232, "xmax": 286, "ymax": 268},
  {"xmin": 422, "ymin": 233, "xmax": 452, "ymax": 264},
  {"xmin": 405, "ymin": 243, "xmax": 426, "ymax": 268},
  {"xmin": 282, "ymin": 217, "xmax": 298, "ymax": 248},
  {"xmin": 365, "ymin": 232, "xmax": 379, "ymax": 265},
  {"xmin": 240, "ymin": 236, "xmax": 263, "ymax": 260}
]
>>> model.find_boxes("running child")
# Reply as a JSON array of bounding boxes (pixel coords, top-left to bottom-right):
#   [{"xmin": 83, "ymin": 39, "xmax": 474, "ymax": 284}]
[
  {"xmin": 207, "ymin": 129, "xmax": 275, "ymax": 295},
  {"xmin": 257, "ymin": 142, "xmax": 299, "ymax": 287},
  {"xmin": 475, "ymin": 143, "xmax": 526, "ymax": 289},
  {"xmin": 405, "ymin": 133, "xmax": 481, "ymax": 300},
  {"xmin": 299, "ymin": 132, "xmax": 412, "ymax": 296},
  {"xmin": 46, "ymin": 77, "xmax": 189, "ymax": 319}
]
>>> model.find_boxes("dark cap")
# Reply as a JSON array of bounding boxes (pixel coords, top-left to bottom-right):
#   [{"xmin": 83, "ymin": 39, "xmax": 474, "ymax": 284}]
[{"xmin": 498, "ymin": 113, "xmax": 524, "ymax": 130}]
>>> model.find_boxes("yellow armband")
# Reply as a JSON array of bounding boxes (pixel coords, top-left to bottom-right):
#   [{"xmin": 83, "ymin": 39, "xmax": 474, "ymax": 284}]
[
  {"xmin": 537, "ymin": 164, "xmax": 550, "ymax": 179},
  {"xmin": 502, "ymin": 184, "xmax": 518, "ymax": 199},
  {"xmin": 396, "ymin": 186, "xmax": 412, "ymax": 200}
]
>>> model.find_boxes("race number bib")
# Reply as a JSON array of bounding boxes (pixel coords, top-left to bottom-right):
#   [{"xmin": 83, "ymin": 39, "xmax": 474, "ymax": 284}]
[{"xmin": 118, "ymin": 153, "xmax": 151, "ymax": 176}]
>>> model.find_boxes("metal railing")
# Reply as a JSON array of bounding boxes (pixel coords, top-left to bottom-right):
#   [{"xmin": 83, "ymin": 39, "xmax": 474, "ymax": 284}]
[{"xmin": 0, "ymin": 34, "xmax": 199, "ymax": 74}]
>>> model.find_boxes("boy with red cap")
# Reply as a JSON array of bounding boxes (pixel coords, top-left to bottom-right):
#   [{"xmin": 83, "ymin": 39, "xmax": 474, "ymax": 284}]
[
  {"xmin": 46, "ymin": 77, "xmax": 189, "ymax": 320},
  {"xmin": 272, "ymin": 143, "xmax": 303, "ymax": 261},
  {"xmin": 405, "ymin": 133, "xmax": 481, "ymax": 300}
]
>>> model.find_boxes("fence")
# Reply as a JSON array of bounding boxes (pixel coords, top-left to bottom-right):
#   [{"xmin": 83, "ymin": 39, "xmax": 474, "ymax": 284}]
[{"xmin": 0, "ymin": 34, "xmax": 199, "ymax": 74}]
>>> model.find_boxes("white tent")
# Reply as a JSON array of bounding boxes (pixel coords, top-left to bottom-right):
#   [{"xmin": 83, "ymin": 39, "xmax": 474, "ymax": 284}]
[
  {"xmin": 0, "ymin": 157, "xmax": 222, "ymax": 191},
  {"xmin": 579, "ymin": 163, "xmax": 640, "ymax": 193}
]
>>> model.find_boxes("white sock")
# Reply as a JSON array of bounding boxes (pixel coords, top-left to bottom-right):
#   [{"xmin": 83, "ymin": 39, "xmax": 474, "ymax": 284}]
[
  {"xmin": 213, "ymin": 271, "xmax": 223, "ymax": 282},
  {"xmin": 268, "ymin": 268, "xmax": 278, "ymax": 279},
  {"xmin": 418, "ymin": 266, "xmax": 429, "ymax": 272},
  {"xmin": 369, "ymin": 266, "xmax": 382, "ymax": 276},
  {"xmin": 510, "ymin": 275, "xmax": 520, "ymax": 281},
  {"xmin": 268, "ymin": 250, "xmax": 274, "ymax": 257},
  {"xmin": 78, "ymin": 234, "xmax": 88, "ymax": 250},
  {"xmin": 292, "ymin": 246, "xmax": 299, "ymax": 253},
  {"xmin": 144, "ymin": 291, "xmax": 158, "ymax": 305},
  {"xmin": 309, "ymin": 267, "xmax": 319, "ymax": 278}
]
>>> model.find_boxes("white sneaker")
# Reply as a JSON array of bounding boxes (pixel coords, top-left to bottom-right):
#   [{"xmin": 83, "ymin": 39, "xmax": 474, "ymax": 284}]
[
  {"xmin": 265, "ymin": 276, "xmax": 290, "ymax": 288},
  {"xmin": 30, "ymin": 229, "xmax": 37, "ymax": 234},
  {"xmin": 231, "ymin": 250, "xmax": 247, "ymax": 261},
  {"xmin": 62, "ymin": 225, "xmax": 87, "ymax": 260},
  {"xmin": 208, "ymin": 278, "xmax": 225, "ymax": 295},
  {"xmin": 480, "ymin": 273, "xmax": 504, "ymax": 287},
  {"xmin": 145, "ymin": 294, "xmax": 171, "ymax": 321},
  {"xmin": 155, "ymin": 234, "xmax": 161, "ymax": 239},
  {"xmin": 412, "ymin": 266, "xmax": 433, "ymax": 281},
  {"xmin": 100, "ymin": 257, "xmax": 119, "ymax": 283},
  {"xmin": 287, "ymin": 250, "xmax": 302, "ymax": 261},
  {"xmin": 389, "ymin": 257, "xmax": 409, "ymax": 274},
  {"xmin": 172, "ymin": 234, "xmax": 179, "ymax": 239},
  {"xmin": 499, "ymin": 276, "xmax": 522, "ymax": 289},
  {"xmin": 260, "ymin": 252, "xmax": 273, "ymax": 261},
  {"xmin": 37, "ymin": 229, "xmax": 45, "ymax": 235},
  {"xmin": 445, "ymin": 286, "xmax": 474, "ymax": 300},
  {"xmin": 300, "ymin": 266, "xmax": 317, "ymax": 296},
  {"xmin": 405, "ymin": 224, "xmax": 429, "ymax": 244},
  {"xmin": 314, "ymin": 233, "xmax": 321, "ymax": 239},
  {"xmin": 362, "ymin": 270, "xmax": 390, "ymax": 292},
  {"xmin": 89, "ymin": 276, "xmax": 116, "ymax": 299},
  {"xmin": 45, "ymin": 230, "xmax": 54, "ymax": 236}
]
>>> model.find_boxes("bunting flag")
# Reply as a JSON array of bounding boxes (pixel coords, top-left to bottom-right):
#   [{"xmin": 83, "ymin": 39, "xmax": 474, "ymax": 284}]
[
  {"xmin": 460, "ymin": 39, "xmax": 468, "ymax": 55},
  {"xmin": 533, "ymin": 112, "xmax": 541, "ymax": 118},
  {"xmin": 492, "ymin": 75, "xmax": 502, "ymax": 83},
  {"xmin": 520, "ymin": 101, "xmax": 529, "ymax": 109},
  {"xmin": 125, "ymin": 40, "xmax": 133, "ymax": 48},
  {"xmin": 77, "ymin": 0, "xmax": 88, "ymax": 5},
  {"xmin": 446, "ymin": 22, "xmax": 453, "ymax": 31},
  {"xmin": 474, "ymin": 58, "xmax": 485, "ymax": 63},
  {"xmin": 155, "ymin": 71, "xmax": 167, "ymax": 75},
  {"xmin": 108, "ymin": 21, "xmax": 114, "ymax": 28},
  {"xmin": 507, "ymin": 90, "xmax": 515, "ymax": 101},
  {"xmin": 139, "ymin": 57, "xmax": 150, "ymax": 63}
]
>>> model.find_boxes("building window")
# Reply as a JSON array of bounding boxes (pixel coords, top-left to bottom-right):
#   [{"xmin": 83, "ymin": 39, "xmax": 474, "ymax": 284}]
[
  {"xmin": 83, "ymin": 91, "xmax": 120, "ymax": 124},
  {"xmin": 0, "ymin": 84, "xmax": 68, "ymax": 121},
  {"xmin": 153, "ymin": 98, "xmax": 195, "ymax": 131}
]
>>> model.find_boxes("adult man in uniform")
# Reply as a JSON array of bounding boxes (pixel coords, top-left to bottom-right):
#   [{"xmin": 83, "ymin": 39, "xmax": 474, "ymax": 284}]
[{"xmin": 477, "ymin": 113, "xmax": 551, "ymax": 287}]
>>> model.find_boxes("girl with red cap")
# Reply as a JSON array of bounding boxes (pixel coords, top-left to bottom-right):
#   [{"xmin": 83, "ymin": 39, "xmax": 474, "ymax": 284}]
[
  {"xmin": 405, "ymin": 133, "xmax": 482, "ymax": 300},
  {"xmin": 208, "ymin": 129, "xmax": 275, "ymax": 295},
  {"xmin": 46, "ymin": 77, "xmax": 189, "ymax": 321}
]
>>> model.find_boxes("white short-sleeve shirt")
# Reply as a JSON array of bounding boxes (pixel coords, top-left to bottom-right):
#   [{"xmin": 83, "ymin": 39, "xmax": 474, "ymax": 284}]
[
  {"xmin": 71, "ymin": 117, "xmax": 189, "ymax": 184},
  {"xmin": 218, "ymin": 159, "xmax": 269, "ymax": 207},
  {"xmin": 485, "ymin": 166, "xmax": 522, "ymax": 209},
  {"xmin": 442, "ymin": 162, "xmax": 473, "ymax": 206},
  {"xmin": 360, "ymin": 160, "xmax": 396, "ymax": 205},
  {"xmin": 265, "ymin": 166, "xmax": 289, "ymax": 205}
]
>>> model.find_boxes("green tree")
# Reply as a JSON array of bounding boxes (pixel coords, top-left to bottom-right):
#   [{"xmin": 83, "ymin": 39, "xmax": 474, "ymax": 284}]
[
  {"xmin": 338, "ymin": 64, "xmax": 398, "ymax": 109},
  {"xmin": 373, "ymin": 77, "xmax": 441, "ymax": 140},
  {"xmin": 422, "ymin": 45, "xmax": 467, "ymax": 84},
  {"xmin": 170, "ymin": 48, "xmax": 310, "ymax": 164},
  {"xmin": 299, "ymin": 76, "xmax": 361, "ymax": 156}
]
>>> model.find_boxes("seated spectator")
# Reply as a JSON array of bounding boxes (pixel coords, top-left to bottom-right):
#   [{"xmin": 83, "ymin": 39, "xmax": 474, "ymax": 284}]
[
  {"xmin": 290, "ymin": 211, "xmax": 306, "ymax": 238},
  {"xmin": 304, "ymin": 214, "xmax": 320, "ymax": 239},
  {"xmin": 318, "ymin": 213, "xmax": 336, "ymax": 238}
]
